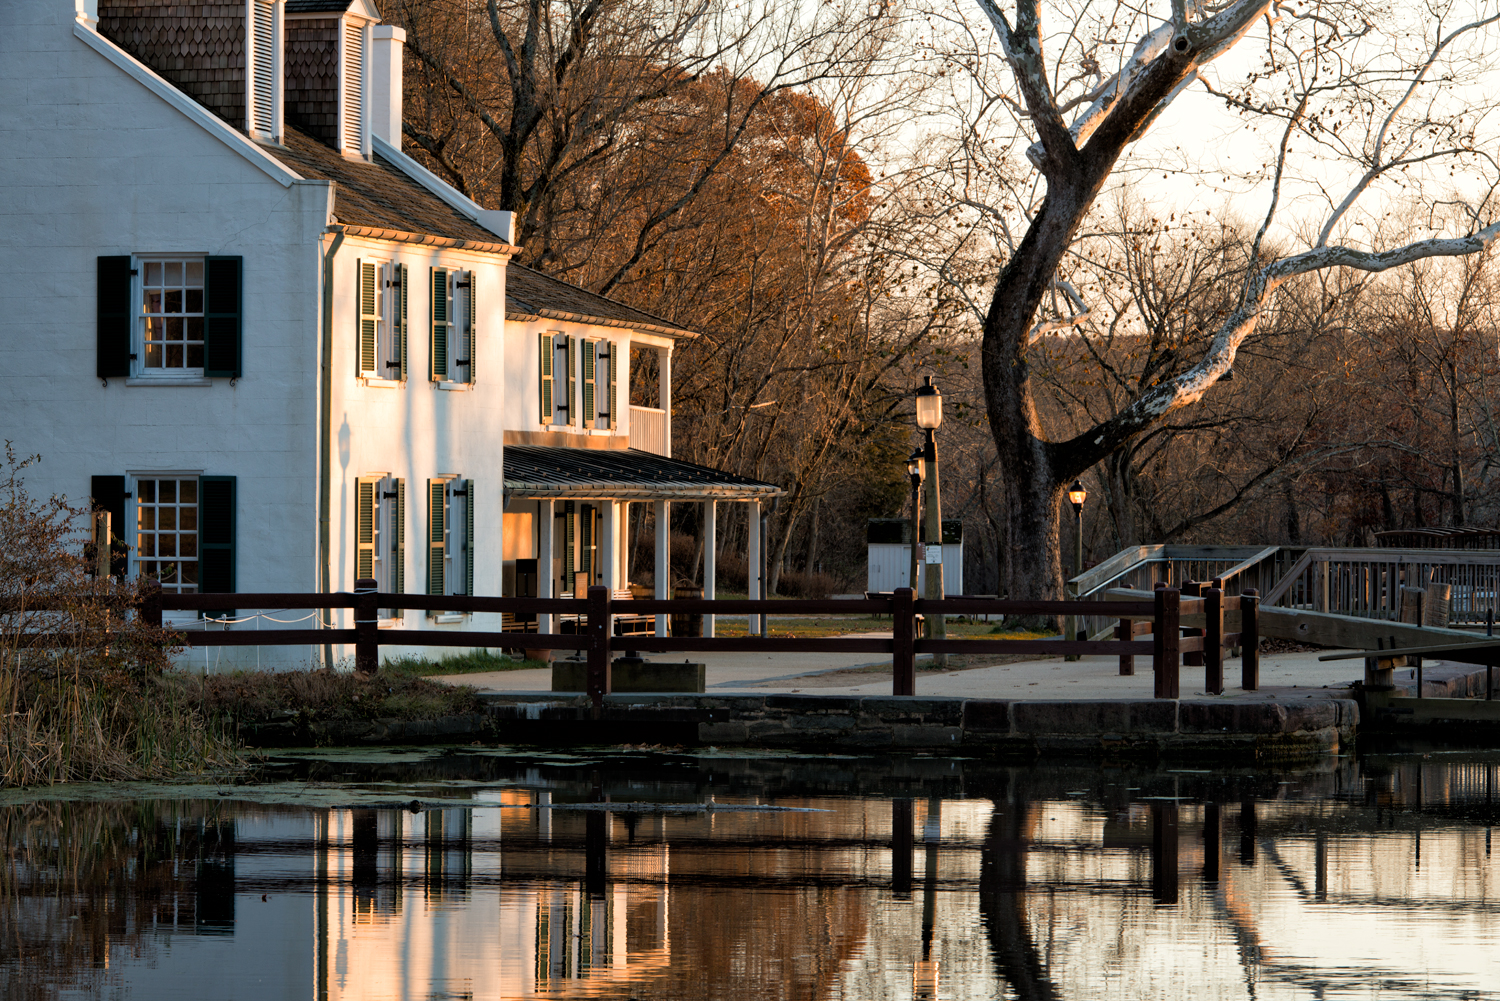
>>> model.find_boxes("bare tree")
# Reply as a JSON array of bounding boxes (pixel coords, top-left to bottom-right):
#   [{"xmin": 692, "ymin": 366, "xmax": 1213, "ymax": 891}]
[{"xmin": 949, "ymin": 0, "xmax": 1500, "ymax": 606}]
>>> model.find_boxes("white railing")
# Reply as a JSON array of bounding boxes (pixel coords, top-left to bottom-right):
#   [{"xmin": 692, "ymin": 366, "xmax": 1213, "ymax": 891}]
[{"xmin": 630, "ymin": 406, "xmax": 668, "ymax": 456}]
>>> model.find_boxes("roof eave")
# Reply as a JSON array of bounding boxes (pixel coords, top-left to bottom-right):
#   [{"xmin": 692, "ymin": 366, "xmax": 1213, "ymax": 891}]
[{"xmin": 505, "ymin": 308, "xmax": 699, "ymax": 340}]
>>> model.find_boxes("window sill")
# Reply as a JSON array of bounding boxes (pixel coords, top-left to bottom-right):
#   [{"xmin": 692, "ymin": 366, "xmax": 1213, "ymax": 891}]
[
  {"xmin": 433, "ymin": 613, "xmax": 466, "ymax": 624},
  {"xmin": 361, "ymin": 378, "xmax": 403, "ymax": 389},
  {"xmin": 435, "ymin": 382, "xmax": 471, "ymax": 392},
  {"xmin": 125, "ymin": 378, "xmax": 214, "ymax": 387}
]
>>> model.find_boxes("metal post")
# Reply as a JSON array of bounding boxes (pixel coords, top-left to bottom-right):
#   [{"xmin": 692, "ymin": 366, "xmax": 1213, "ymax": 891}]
[
  {"xmin": 893, "ymin": 587, "xmax": 915, "ymax": 696},
  {"xmin": 922, "ymin": 429, "xmax": 945, "ymax": 665},
  {"xmin": 1070, "ymin": 503, "xmax": 1083, "ymax": 659},
  {"xmin": 909, "ymin": 472, "xmax": 922, "ymax": 595},
  {"xmin": 354, "ymin": 577, "xmax": 379, "ymax": 674},
  {"xmin": 747, "ymin": 500, "xmax": 761, "ymax": 637},
  {"xmin": 760, "ymin": 505, "xmax": 771, "ymax": 638},
  {"xmin": 586, "ymin": 585, "xmax": 612, "ymax": 712}
]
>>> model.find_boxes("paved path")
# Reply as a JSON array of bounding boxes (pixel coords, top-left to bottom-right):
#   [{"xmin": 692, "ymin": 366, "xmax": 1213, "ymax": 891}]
[{"xmin": 433, "ymin": 632, "xmax": 1389, "ymax": 702}]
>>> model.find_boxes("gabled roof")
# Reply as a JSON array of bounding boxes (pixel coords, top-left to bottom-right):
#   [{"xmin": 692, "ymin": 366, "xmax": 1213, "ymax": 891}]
[
  {"xmin": 504, "ymin": 446, "xmax": 779, "ymax": 500},
  {"xmin": 269, "ymin": 126, "xmax": 503, "ymax": 244},
  {"xmin": 506, "ymin": 265, "xmax": 699, "ymax": 339}
]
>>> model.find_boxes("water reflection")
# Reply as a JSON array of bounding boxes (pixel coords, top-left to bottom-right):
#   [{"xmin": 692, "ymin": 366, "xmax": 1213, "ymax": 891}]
[{"xmin": 6, "ymin": 750, "xmax": 1500, "ymax": 999}]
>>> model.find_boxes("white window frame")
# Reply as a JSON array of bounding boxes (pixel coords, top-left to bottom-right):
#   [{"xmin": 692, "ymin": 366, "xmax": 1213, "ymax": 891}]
[
  {"xmin": 546, "ymin": 333, "xmax": 573, "ymax": 427},
  {"xmin": 358, "ymin": 259, "xmax": 404, "ymax": 383},
  {"xmin": 135, "ymin": 256, "xmax": 207, "ymax": 379},
  {"xmin": 449, "ymin": 270, "xmax": 473, "ymax": 385},
  {"xmin": 126, "ymin": 471, "xmax": 204, "ymax": 617},
  {"xmin": 444, "ymin": 477, "xmax": 471, "ymax": 598}
]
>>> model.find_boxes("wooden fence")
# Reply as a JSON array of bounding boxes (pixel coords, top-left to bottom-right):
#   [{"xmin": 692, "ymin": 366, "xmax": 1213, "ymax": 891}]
[{"xmin": 115, "ymin": 579, "xmax": 1258, "ymax": 707}]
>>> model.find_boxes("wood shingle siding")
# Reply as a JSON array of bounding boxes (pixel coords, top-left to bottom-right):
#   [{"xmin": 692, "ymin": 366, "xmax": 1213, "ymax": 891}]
[
  {"xmin": 284, "ymin": 17, "xmax": 339, "ymax": 146},
  {"xmin": 98, "ymin": 0, "xmax": 247, "ymax": 128}
]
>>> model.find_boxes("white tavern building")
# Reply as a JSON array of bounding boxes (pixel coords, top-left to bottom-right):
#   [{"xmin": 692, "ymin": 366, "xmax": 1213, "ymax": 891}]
[{"xmin": 0, "ymin": 0, "xmax": 778, "ymax": 668}]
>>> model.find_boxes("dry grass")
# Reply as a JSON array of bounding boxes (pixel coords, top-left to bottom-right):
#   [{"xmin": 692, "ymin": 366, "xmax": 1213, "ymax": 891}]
[
  {"xmin": 196, "ymin": 665, "xmax": 484, "ymax": 729},
  {"xmin": 0, "ymin": 445, "xmax": 243, "ymax": 787}
]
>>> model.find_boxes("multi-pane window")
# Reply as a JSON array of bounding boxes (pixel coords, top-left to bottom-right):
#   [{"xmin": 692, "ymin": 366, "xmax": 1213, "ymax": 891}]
[
  {"xmin": 356, "ymin": 475, "xmax": 405, "ymax": 615},
  {"xmin": 429, "ymin": 268, "xmax": 475, "ymax": 384},
  {"xmin": 427, "ymin": 478, "xmax": 472, "ymax": 601},
  {"xmin": 357, "ymin": 261, "xmax": 406, "ymax": 381},
  {"xmin": 136, "ymin": 477, "xmax": 199, "ymax": 593},
  {"xmin": 139, "ymin": 259, "xmax": 205, "ymax": 373}
]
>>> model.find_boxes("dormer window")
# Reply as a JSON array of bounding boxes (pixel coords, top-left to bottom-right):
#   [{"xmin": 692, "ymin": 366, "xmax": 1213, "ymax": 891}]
[
  {"xmin": 247, "ymin": 0, "xmax": 284, "ymax": 143},
  {"xmin": 283, "ymin": 0, "xmax": 381, "ymax": 153}
]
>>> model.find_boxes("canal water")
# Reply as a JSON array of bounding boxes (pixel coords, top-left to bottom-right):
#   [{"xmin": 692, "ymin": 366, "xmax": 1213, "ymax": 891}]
[{"xmin": 5, "ymin": 745, "xmax": 1500, "ymax": 999}]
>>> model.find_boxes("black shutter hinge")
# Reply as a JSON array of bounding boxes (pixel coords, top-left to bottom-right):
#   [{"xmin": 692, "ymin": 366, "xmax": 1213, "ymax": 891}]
[
  {"xmin": 454, "ymin": 358, "xmax": 471, "ymax": 365},
  {"xmin": 450, "ymin": 489, "xmax": 469, "ymax": 497},
  {"xmin": 129, "ymin": 268, "xmax": 139, "ymax": 276}
]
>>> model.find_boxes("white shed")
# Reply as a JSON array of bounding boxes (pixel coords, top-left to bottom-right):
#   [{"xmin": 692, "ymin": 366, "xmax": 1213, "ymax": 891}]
[{"xmin": 866, "ymin": 519, "xmax": 964, "ymax": 595}]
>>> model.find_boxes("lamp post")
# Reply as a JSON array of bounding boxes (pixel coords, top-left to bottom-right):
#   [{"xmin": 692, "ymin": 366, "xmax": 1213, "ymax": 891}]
[
  {"xmin": 907, "ymin": 450, "xmax": 925, "ymax": 595},
  {"xmin": 915, "ymin": 376, "xmax": 945, "ymax": 664},
  {"xmin": 1067, "ymin": 479, "xmax": 1088, "ymax": 655}
]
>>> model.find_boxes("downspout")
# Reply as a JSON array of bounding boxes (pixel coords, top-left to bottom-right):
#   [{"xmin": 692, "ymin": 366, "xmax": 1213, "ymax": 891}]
[{"xmin": 319, "ymin": 228, "xmax": 345, "ymax": 671}]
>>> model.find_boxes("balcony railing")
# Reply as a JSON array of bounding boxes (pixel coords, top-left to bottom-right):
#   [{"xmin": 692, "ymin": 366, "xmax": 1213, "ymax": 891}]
[{"xmin": 630, "ymin": 405, "xmax": 667, "ymax": 456}]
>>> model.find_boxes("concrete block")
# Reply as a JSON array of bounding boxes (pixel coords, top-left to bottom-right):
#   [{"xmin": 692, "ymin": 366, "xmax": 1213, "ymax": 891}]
[
  {"xmin": 1126, "ymin": 701, "xmax": 1178, "ymax": 734},
  {"xmin": 962, "ymin": 700, "xmax": 1012, "ymax": 733},
  {"xmin": 858, "ymin": 696, "xmax": 966, "ymax": 723},
  {"xmin": 1013, "ymin": 701, "xmax": 1131, "ymax": 735},
  {"xmin": 893, "ymin": 725, "xmax": 964, "ymax": 747},
  {"xmin": 698, "ymin": 721, "xmax": 749, "ymax": 743},
  {"xmin": 1180, "ymin": 702, "xmax": 1287, "ymax": 735},
  {"xmin": 786, "ymin": 713, "xmax": 856, "ymax": 732},
  {"xmin": 552, "ymin": 659, "xmax": 706, "ymax": 693},
  {"xmin": 1281, "ymin": 702, "xmax": 1337, "ymax": 733},
  {"xmin": 766, "ymin": 694, "xmax": 863, "ymax": 713}
]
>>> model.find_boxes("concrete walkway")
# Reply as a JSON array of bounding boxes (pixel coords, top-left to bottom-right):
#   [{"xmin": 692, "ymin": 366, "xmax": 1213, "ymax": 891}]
[{"xmin": 432, "ymin": 632, "xmax": 1398, "ymax": 702}]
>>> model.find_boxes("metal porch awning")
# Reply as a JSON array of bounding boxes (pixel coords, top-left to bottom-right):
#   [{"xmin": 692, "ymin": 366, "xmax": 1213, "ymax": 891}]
[{"xmin": 503, "ymin": 445, "xmax": 781, "ymax": 501}]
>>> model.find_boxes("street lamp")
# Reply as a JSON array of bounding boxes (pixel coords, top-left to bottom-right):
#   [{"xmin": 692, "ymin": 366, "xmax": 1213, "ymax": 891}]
[
  {"xmin": 915, "ymin": 377, "xmax": 945, "ymax": 661},
  {"xmin": 906, "ymin": 450, "xmax": 924, "ymax": 594},
  {"xmin": 1067, "ymin": 479, "xmax": 1088, "ymax": 654}
]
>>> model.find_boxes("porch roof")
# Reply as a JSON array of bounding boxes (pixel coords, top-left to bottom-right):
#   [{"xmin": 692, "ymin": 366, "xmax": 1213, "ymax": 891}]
[{"xmin": 503, "ymin": 446, "xmax": 781, "ymax": 501}]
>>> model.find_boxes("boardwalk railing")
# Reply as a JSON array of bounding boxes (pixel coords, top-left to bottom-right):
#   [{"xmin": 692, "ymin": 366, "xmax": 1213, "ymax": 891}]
[{"xmin": 114, "ymin": 579, "xmax": 1257, "ymax": 708}]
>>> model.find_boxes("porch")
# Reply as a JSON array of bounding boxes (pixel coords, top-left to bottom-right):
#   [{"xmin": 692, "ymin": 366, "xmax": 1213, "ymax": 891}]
[{"xmin": 501, "ymin": 445, "xmax": 781, "ymax": 637}]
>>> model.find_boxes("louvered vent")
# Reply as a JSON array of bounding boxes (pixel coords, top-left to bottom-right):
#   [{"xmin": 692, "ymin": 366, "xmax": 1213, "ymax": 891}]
[
  {"xmin": 342, "ymin": 19, "xmax": 365, "ymax": 153},
  {"xmin": 250, "ymin": 0, "xmax": 276, "ymax": 138}
]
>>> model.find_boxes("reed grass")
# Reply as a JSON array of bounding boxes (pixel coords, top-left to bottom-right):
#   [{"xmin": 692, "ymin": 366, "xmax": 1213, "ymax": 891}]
[{"xmin": 0, "ymin": 444, "xmax": 243, "ymax": 788}]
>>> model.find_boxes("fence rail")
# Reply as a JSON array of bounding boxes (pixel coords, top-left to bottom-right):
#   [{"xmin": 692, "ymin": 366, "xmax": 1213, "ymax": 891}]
[{"xmin": 31, "ymin": 579, "xmax": 1260, "ymax": 707}]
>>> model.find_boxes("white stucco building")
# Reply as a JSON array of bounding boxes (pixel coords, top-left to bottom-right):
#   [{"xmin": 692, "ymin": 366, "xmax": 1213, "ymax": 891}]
[{"xmin": 0, "ymin": 0, "xmax": 777, "ymax": 668}]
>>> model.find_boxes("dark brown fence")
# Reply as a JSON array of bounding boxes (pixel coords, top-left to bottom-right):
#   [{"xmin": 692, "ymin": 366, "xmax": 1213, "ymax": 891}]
[{"xmin": 119, "ymin": 579, "xmax": 1259, "ymax": 707}]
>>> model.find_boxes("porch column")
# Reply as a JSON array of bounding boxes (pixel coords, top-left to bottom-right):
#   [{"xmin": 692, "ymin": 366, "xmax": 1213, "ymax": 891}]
[
  {"xmin": 654, "ymin": 499, "xmax": 670, "ymax": 636},
  {"xmin": 703, "ymin": 499, "xmax": 717, "ymax": 637},
  {"xmin": 537, "ymin": 498, "xmax": 554, "ymax": 634},
  {"xmin": 600, "ymin": 500, "xmax": 621, "ymax": 591},
  {"xmin": 657, "ymin": 346, "xmax": 672, "ymax": 458},
  {"xmin": 747, "ymin": 499, "xmax": 761, "ymax": 634}
]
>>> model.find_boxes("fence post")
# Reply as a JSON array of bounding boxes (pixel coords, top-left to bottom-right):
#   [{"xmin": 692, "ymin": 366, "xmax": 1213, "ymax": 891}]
[
  {"xmin": 1205, "ymin": 585, "xmax": 1224, "ymax": 695},
  {"xmin": 893, "ymin": 588, "xmax": 915, "ymax": 696},
  {"xmin": 1182, "ymin": 581, "xmax": 1204, "ymax": 671},
  {"xmin": 354, "ymin": 577, "xmax": 379, "ymax": 675},
  {"xmin": 1241, "ymin": 588, "xmax": 1259, "ymax": 691},
  {"xmin": 587, "ymin": 585, "xmax": 613, "ymax": 712},
  {"xmin": 1117, "ymin": 583, "xmax": 1135, "ymax": 676},
  {"xmin": 1154, "ymin": 587, "xmax": 1180, "ymax": 699}
]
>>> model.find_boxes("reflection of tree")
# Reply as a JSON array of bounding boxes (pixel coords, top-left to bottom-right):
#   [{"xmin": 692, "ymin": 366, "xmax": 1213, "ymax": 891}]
[
  {"xmin": 978, "ymin": 799, "xmax": 1061, "ymax": 1001},
  {"xmin": 0, "ymin": 801, "xmax": 235, "ymax": 999}
]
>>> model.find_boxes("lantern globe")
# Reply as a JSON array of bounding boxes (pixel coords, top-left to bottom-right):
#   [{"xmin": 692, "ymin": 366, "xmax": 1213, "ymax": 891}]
[
  {"xmin": 1067, "ymin": 479, "xmax": 1088, "ymax": 510},
  {"xmin": 915, "ymin": 376, "xmax": 943, "ymax": 430}
]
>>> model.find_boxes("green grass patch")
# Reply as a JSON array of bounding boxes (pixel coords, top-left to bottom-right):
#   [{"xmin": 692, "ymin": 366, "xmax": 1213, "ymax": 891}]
[{"xmin": 382, "ymin": 650, "xmax": 549, "ymax": 677}]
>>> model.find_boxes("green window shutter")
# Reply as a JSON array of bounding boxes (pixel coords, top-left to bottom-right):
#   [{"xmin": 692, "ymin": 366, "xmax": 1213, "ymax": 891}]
[
  {"xmin": 539, "ymin": 333, "xmax": 554, "ymax": 424},
  {"xmin": 356, "ymin": 479, "xmax": 375, "ymax": 580},
  {"xmin": 198, "ymin": 476, "xmax": 236, "ymax": 597},
  {"xmin": 430, "ymin": 268, "xmax": 449, "ymax": 380},
  {"xmin": 90, "ymin": 475, "xmax": 128, "ymax": 577},
  {"xmin": 566, "ymin": 337, "xmax": 578, "ymax": 426},
  {"xmin": 427, "ymin": 479, "xmax": 445, "ymax": 595},
  {"xmin": 464, "ymin": 478, "xmax": 475, "ymax": 596},
  {"xmin": 580, "ymin": 503, "xmax": 593, "ymax": 577},
  {"xmin": 393, "ymin": 478, "xmax": 406, "ymax": 600},
  {"xmin": 204, "ymin": 257, "xmax": 242, "ymax": 378},
  {"xmin": 607, "ymin": 342, "xmax": 618, "ymax": 430},
  {"xmin": 397, "ymin": 264, "xmax": 409, "ymax": 380},
  {"xmin": 582, "ymin": 338, "xmax": 596, "ymax": 429},
  {"xmin": 97, "ymin": 257, "xmax": 132, "ymax": 379},
  {"xmin": 465, "ymin": 272, "xmax": 476, "ymax": 383},
  {"xmin": 358, "ymin": 261, "xmax": 377, "ymax": 376}
]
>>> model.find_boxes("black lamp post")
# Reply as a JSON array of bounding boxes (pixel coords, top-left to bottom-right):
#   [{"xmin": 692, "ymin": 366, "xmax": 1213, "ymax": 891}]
[
  {"xmin": 906, "ymin": 450, "xmax": 924, "ymax": 595},
  {"xmin": 1067, "ymin": 479, "xmax": 1088, "ymax": 649},
  {"xmin": 915, "ymin": 377, "xmax": 945, "ymax": 660}
]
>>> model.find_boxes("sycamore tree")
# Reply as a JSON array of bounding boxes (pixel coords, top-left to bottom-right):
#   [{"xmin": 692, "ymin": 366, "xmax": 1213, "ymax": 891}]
[{"xmin": 952, "ymin": 0, "xmax": 1500, "ymax": 602}]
